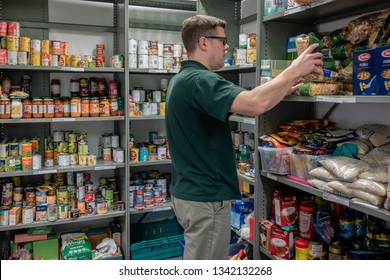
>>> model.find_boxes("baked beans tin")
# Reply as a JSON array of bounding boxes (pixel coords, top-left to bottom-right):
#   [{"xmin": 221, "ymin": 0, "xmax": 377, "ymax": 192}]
[
  {"xmin": 22, "ymin": 205, "xmax": 34, "ymax": 224},
  {"xmin": 0, "ymin": 206, "xmax": 10, "ymax": 225},
  {"xmin": 86, "ymin": 201, "xmax": 96, "ymax": 215}
]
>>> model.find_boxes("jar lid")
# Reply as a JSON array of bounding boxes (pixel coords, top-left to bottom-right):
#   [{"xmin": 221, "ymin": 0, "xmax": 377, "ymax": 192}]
[
  {"xmin": 0, "ymin": 97, "xmax": 10, "ymax": 101},
  {"xmin": 295, "ymin": 239, "xmax": 309, "ymax": 249},
  {"xmin": 90, "ymin": 96, "xmax": 100, "ymax": 100},
  {"xmin": 81, "ymin": 97, "xmax": 90, "ymax": 100},
  {"xmin": 329, "ymin": 244, "xmax": 343, "ymax": 254},
  {"xmin": 61, "ymin": 96, "xmax": 70, "ymax": 100}
]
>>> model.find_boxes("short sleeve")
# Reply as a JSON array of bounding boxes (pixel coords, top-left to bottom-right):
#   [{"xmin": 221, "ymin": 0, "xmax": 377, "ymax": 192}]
[{"xmin": 192, "ymin": 72, "xmax": 243, "ymax": 122}]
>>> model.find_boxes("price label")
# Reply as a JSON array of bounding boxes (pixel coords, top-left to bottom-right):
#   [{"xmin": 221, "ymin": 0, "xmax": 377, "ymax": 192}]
[
  {"xmin": 315, "ymin": 96, "xmax": 343, "ymax": 103},
  {"xmin": 152, "ymin": 206, "xmax": 172, "ymax": 212},
  {"xmin": 148, "ymin": 69, "xmax": 168, "ymax": 74},
  {"xmin": 341, "ymin": 97, "xmax": 356, "ymax": 103},
  {"xmin": 265, "ymin": 172, "xmax": 277, "ymax": 181},
  {"xmin": 52, "ymin": 118, "xmax": 76, "ymax": 122},
  {"xmin": 60, "ymin": 67, "xmax": 85, "ymax": 72},
  {"xmin": 94, "ymin": 166, "xmax": 116, "ymax": 171},
  {"xmin": 33, "ymin": 169, "xmax": 57, "ymax": 175},
  {"xmin": 243, "ymin": 118, "xmax": 255, "ymax": 125},
  {"xmin": 322, "ymin": 193, "xmax": 350, "ymax": 207},
  {"xmin": 284, "ymin": 6, "xmax": 305, "ymax": 15},
  {"xmin": 310, "ymin": 0, "xmax": 335, "ymax": 8}
]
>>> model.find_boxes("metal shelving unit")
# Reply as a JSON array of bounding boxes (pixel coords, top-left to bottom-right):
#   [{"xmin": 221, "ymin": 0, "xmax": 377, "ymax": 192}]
[
  {"xmin": 130, "ymin": 159, "xmax": 172, "ymax": 167},
  {"xmin": 130, "ymin": 202, "xmax": 173, "ymax": 214},
  {"xmin": 0, "ymin": 0, "xmax": 131, "ymax": 259},
  {"xmin": 257, "ymin": 0, "xmax": 390, "ymax": 260}
]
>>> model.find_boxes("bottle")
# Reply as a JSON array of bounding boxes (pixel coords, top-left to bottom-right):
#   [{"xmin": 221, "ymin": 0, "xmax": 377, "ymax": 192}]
[
  {"xmin": 295, "ymin": 239, "xmax": 309, "ymax": 260},
  {"xmin": 32, "ymin": 98, "xmax": 43, "ymax": 118},
  {"xmin": 339, "ymin": 208, "xmax": 356, "ymax": 241},
  {"xmin": 51, "ymin": 79, "xmax": 61, "ymax": 97},
  {"xmin": 61, "ymin": 97, "xmax": 70, "ymax": 117},
  {"xmin": 354, "ymin": 210, "xmax": 366, "ymax": 240},
  {"xmin": 22, "ymin": 98, "xmax": 32, "ymax": 118}
]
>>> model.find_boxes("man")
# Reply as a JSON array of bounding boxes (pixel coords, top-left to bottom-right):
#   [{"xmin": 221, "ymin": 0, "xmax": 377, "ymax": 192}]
[{"xmin": 166, "ymin": 15, "xmax": 323, "ymax": 260}]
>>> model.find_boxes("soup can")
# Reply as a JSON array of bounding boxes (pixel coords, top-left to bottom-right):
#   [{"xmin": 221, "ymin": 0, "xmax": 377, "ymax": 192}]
[
  {"xmin": 129, "ymin": 38, "xmax": 138, "ymax": 54},
  {"xmin": 138, "ymin": 40, "xmax": 148, "ymax": 55}
]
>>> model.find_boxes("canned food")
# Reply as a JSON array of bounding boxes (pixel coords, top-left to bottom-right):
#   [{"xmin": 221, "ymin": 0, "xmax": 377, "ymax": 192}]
[
  {"xmin": 96, "ymin": 200, "xmax": 107, "ymax": 214},
  {"xmin": 19, "ymin": 37, "xmax": 30, "ymax": 52},
  {"xmin": 57, "ymin": 188, "xmax": 68, "ymax": 205},
  {"xmin": 69, "ymin": 209, "xmax": 80, "ymax": 219},
  {"xmin": 77, "ymin": 200, "xmax": 86, "ymax": 214},
  {"xmin": 86, "ymin": 201, "xmax": 96, "ymax": 215},
  {"xmin": 0, "ymin": 206, "xmax": 10, "ymax": 225},
  {"xmin": 58, "ymin": 204, "xmax": 68, "ymax": 219},
  {"xmin": 22, "ymin": 205, "xmax": 34, "ymax": 224},
  {"xmin": 114, "ymin": 201, "xmax": 125, "ymax": 211},
  {"xmin": 48, "ymin": 203, "xmax": 58, "ymax": 221}
]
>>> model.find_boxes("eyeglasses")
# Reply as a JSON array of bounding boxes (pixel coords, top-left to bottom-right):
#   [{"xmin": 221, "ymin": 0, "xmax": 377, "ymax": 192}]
[{"xmin": 203, "ymin": 36, "xmax": 228, "ymax": 46}]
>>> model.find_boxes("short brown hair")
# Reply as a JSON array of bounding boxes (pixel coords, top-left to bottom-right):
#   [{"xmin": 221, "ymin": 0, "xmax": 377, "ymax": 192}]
[{"xmin": 181, "ymin": 15, "xmax": 226, "ymax": 55}]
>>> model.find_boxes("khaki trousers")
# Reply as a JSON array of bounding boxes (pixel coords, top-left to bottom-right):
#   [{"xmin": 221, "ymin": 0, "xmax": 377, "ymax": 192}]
[{"xmin": 172, "ymin": 196, "xmax": 231, "ymax": 260}]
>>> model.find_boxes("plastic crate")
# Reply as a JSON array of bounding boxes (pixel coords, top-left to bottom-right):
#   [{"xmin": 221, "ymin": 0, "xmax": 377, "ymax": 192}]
[
  {"xmin": 289, "ymin": 153, "xmax": 329, "ymax": 179},
  {"xmin": 130, "ymin": 234, "xmax": 184, "ymax": 260},
  {"xmin": 130, "ymin": 218, "xmax": 183, "ymax": 243},
  {"xmin": 258, "ymin": 146, "xmax": 293, "ymax": 175}
]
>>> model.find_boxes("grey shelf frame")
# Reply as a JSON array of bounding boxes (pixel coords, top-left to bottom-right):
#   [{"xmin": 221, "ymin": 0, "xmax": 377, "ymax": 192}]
[
  {"xmin": 0, "ymin": 210, "xmax": 126, "ymax": 232},
  {"xmin": 0, "ymin": 0, "xmax": 131, "ymax": 259},
  {"xmin": 257, "ymin": 0, "xmax": 390, "ymax": 260}
]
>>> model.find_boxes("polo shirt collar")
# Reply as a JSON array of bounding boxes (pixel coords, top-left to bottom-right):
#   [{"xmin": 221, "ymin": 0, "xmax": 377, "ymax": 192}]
[{"xmin": 180, "ymin": 60, "xmax": 208, "ymax": 71}]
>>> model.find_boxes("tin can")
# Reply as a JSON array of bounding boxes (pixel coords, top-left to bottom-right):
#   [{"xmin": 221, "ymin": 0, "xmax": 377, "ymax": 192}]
[
  {"xmin": 129, "ymin": 38, "xmax": 138, "ymax": 54},
  {"xmin": 22, "ymin": 205, "xmax": 34, "ymax": 224},
  {"xmin": 0, "ymin": 206, "xmax": 10, "ymax": 226},
  {"xmin": 86, "ymin": 201, "xmax": 96, "ymax": 215},
  {"xmin": 158, "ymin": 56, "xmax": 164, "ymax": 70},
  {"xmin": 0, "ymin": 49, "xmax": 7, "ymax": 64},
  {"xmin": 69, "ymin": 209, "xmax": 80, "ymax": 220},
  {"xmin": 44, "ymin": 157, "xmax": 54, "ymax": 167},
  {"xmin": 35, "ymin": 206, "xmax": 47, "ymax": 222},
  {"xmin": 96, "ymin": 199, "xmax": 107, "ymax": 214},
  {"xmin": 130, "ymin": 147, "xmax": 139, "ymax": 162},
  {"xmin": 47, "ymin": 194, "xmax": 56, "ymax": 205},
  {"xmin": 138, "ymin": 54, "xmax": 149, "ymax": 68},
  {"xmin": 35, "ymin": 190, "xmax": 47, "ymax": 206},
  {"xmin": 134, "ymin": 186, "xmax": 144, "ymax": 210},
  {"xmin": 0, "ymin": 144, "xmax": 8, "ymax": 158},
  {"xmin": 78, "ymin": 141, "xmax": 88, "ymax": 155},
  {"xmin": 19, "ymin": 37, "xmax": 30, "ymax": 52},
  {"xmin": 6, "ymin": 35, "xmax": 18, "ymax": 51},
  {"xmin": 148, "ymin": 55, "xmax": 158, "ymax": 69},
  {"xmin": 30, "ymin": 39, "xmax": 41, "ymax": 53},
  {"xmin": 0, "ymin": 22, "xmax": 7, "ymax": 36},
  {"xmin": 7, "ymin": 22, "xmax": 20, "ymax": 37},
  {"xmin": 142, "ymin": 102, "xmax": 151, "ymax": 116},
  {"xmin": 163, "ymin": 56, "xmax": 174, "ymax": 70},
  {"xmin": 17, "ymin": 51, "xmax": 28, "ymax": 65},
  {"xmin": 50, "ymin": 40, "xmax": 62, "ymax": 55},
  {"xmin": 129, "ymin": 54, "xmax": 137, "ymax": 68},
  {"xmin": 25, "ymin": 187, "xmax": 35, "ymax": 205},
  {"xmin": 51, "ymin": 54, "xmax": 59, "ymax": 66},
  {"xmin": 78, "ymin": 154, "xmax": 87, "ymax": 166},
  {"xmin": 57, "ymin": 188, "xmax": 68, "ymax": 205},
  {"xmin": 58, "ymin": 204, "xmax": 68, "ymax": 219},
  {"xmin": 111, "ymin": 54, "xmax": 123, "ymax": 68},
  {"xmin": 299, "ymin": 202, "xmax": 316, "ymax": 240},
  {"xmin": 77, "ymin": 200, "xmax": 86, "ymax": 215},
  {"xmin": 47, "ymin": 203, "xmax": 58, "ymax": 221},
  {"xmin": 111, "ymin": 134, "xmax": 119, "ymax": 148},
  {"xmin": 163, "ymin": 44, "xmax": 173, "ymax": 56},
  {"xmin": 21, "ymin": 157, "xmax": 32, "ymax": 170},
  {"xmin": 114, "ymin": 201, "xmax": 125, "ymax": 211},
  {"xmin": 138, "ymin": 40, "xmax": 148, "ymax": 55},
  {"xmin": 139, "ymin": 147, "xmax": 148, "ymax": 162},
  {"xmin": 173, "ymin": 44, "xmax": 182, "ymax": 57},
  {"xmin": 41, "ymin": 40, "xmax": 50, "ymax": 54},
  {"xmin": 30, "ymin": 52, "xmax": 41, "ymax": 66},
  {"xmin": 96, "ymin": 44, "xmax": 105, "ymax": 56},
  {"xmin": 157, "ymin": 145, "xmax": 167, "ymax": 160},
  {"xmin": 7, "ymin": 50, "xmax": 17, "ymax": 65},
  {"xmin": 58, "ymin": 153, "xmax": 70, "ymax": 166}
]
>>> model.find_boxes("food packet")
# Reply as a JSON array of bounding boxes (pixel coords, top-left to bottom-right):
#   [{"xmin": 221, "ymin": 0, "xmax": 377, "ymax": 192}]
[{"xmin": 298, "ymin": 82, "xmax": 340, "ymax": 96}]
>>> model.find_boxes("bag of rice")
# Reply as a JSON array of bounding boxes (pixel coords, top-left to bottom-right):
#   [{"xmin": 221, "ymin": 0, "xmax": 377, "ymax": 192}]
[{"xmin": 320, "ymin": 156, "xmax": 369, "ymax": 181}]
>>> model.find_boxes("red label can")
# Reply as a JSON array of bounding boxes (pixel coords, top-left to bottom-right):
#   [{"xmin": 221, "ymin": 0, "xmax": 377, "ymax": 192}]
[
  {"xmin": 7, "ymin": 22, "xmax": 20, "ymax": 37},
  {"xmin": 0, "ymin": 49, "xmax": 7, "ymax": 64},
  {"xmin": 0, "ymin": 22, "xmax": 7, "ymax": 36},
  {"xmin": 299, "ymin": 202, "xmax": 316, "ymax": 240}
]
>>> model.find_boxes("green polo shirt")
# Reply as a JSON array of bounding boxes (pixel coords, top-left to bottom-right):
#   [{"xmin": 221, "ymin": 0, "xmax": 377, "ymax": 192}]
[{"xmin": 166, "ymin": 60, "xmax": 244, "ymax": 202}]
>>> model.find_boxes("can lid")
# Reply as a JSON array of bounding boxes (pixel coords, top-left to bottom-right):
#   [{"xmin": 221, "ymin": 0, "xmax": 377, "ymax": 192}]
[{"xmin": 295, "ymin": 239, "xmax": 309, "ymax": 249}]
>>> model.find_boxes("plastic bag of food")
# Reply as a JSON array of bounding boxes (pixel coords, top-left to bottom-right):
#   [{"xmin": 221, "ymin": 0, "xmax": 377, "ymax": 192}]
[
  {"xmin": 298, "ymin": 82, "xmax": 340, "ymax": 96},
  {"xmin": 351, "ymin": 189, "xmax": 386, "ymax": 206},
  {"xmin": 362, "ymin": 147, "xmax": 390, "ymax": 165},
  {"xmin": 295, "ymin": 34, "xmax": 321, "ymax": 56},
  {"xmin": 331, "ymin": 42, "xmax": 352, "ymax": 60},
  {"xmin": 312, "ymin": 211, "xmax": 335, "ymax": 245},
  {"xmin": 326, "ymin": 181, "xmax": 354, "ymax": 198},
  {"xmin": 349, "ymin": 178, "xmax": 387, "ymax": 196},
  {"xmin": 61, "ymin": 233, "xmax": 93, "ymax": 260},
  {"xmin": 330, "ymin": 28, "xmax": 349, "ymax": 45},
  {"xmin": 347, "ymin": 13, "xmax": 378, "ymax": 45},
  {"xmin": 308, "ymin": 178, "xmax": 339, "ymax": 194},
  {"xmin": 323, "ymin": 59, "xmax": 343, "ymax": 72},
  {"xmin": 358, "ymin": 164, "xmax": 387, "ymax": 183},
  {"xmin": 309, "ymin": 166, "xmax": 351, "ymax": 181},
  {"xmin": 320, "ymin": 156, "xmax": 369, "ymax": 181}
]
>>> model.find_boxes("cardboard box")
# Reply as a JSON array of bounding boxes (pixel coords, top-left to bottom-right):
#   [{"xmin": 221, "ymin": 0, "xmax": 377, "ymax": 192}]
[
  {"xmin": 375, "ymin": 46, "xmax": 390, "ymax": 95},
  {"xmin": 353, "ymin": 49, "xmax": 377, "ymax": 95},
  {"xmin": 272, "ymin": 188, "xmax": 298, "ymax": 226},
  {"xmin": 270, "ymin": 224, "xmax": 295, "ymax": 259},
  {"xmin": 33, "ymin": 236, "xmax": 59, "ymax": 260},
  {"xmin": 264, "ymin": 0, "xmax": 287, "ymax": 16},
  {"xmin": 260, "ymin": 219, "xmax": 274, "ymax": 251}
]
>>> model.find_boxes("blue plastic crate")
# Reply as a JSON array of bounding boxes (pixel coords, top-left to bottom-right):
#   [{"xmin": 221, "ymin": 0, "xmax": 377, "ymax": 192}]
[{"xmin": 130, "ymin": 234, "xmax": 184, "ymax": 260}]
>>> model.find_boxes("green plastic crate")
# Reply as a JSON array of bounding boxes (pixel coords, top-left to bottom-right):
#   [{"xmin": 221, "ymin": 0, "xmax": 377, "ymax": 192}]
[
  {"xmin": 130, "ymin": 218, "xmax": 183, "ymax": 243},
  {"xmin": 130, "ymin": 234, "xmax": 184, "ymax": 260}
]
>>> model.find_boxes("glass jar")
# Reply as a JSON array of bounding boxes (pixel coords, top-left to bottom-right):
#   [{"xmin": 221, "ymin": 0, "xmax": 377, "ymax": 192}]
[
  {"xmin": 117, "ymin": 97, "xmax": 124, "ymax": 116},
  {"xmin": 79, "ymin": 78, "xmax": 89, "ymax": 97},
  {"xmin": 89, "ymin": 77, "xmax": 98, "ymax": 96},
  {"xmin": 109, "ymin": 96, "xmax": 118, "ymax": 116},
  {"xmin": 81, "ymin": 97, "xmax": 90, "ymax": 117},
  {"xmin": 11, "ymin": 97, "xmax": 23, "ymax": 119},
  {"xmin": 54, "ymin": 97, "xmax": 63, "ymax": 118},
  {"xmin": 22, "ymin": 98, "xmax": 32, "ymax": 118},
  {"xmin": 32, "ymin": 98, "xmax": 44, "ymax": 118},
  {"xmin": 21, "ymin": 75, "xmax": 32, "ymax": 94},
  {"xmin": 108, "ymin": 80, "xmax": 118, "ymax": 96},
  {"xmin": 43, "ymin": 97, "xmax": 54, "ymax": 118},
  {"xmin": 99, "ymin": 97, "xmax": 110, "ymax": 117},
  {"xmin": 2, "ymin": 77, "xmax": 11, "ymax": 94},
  {"xmin": 70, "ymin": 95, "xmax": 81, "ymax": 117},
  {"xmin": 0, "ymin": 97, "xmax": 11, "ymax": 119},
  {"xmin": 70, "ymin": 78, "xmax": 80, "ymax": 95},
  {"xmin": 61, "ymin": 97, "xmax": 70, "ymax": 117},
  {"xmin": 51, "ymin": 79, "xmax": 61, "ymax": 97},
  {"xmin": 97, "ymin": 78, "xmax": 107, "ymax": 96},
  {"xmin": 89, "ymin": 97, "xmax": 100, "ymax": 117}
]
